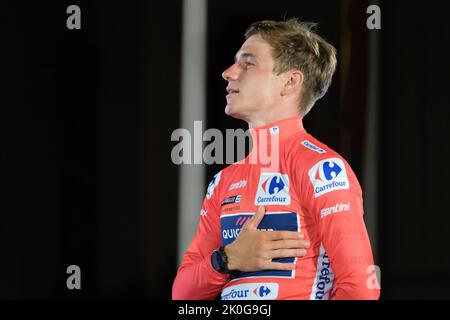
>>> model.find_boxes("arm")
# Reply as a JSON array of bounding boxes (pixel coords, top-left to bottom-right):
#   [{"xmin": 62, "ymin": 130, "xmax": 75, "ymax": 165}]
[
  {"xmin": 172, "ymin": 173, "xmax": 311, "ymax": 299},
  {"xmin": 302, "ymin": 157, "xmax": 380, "ymax": 300},
  {"xmin": 172, "ymin": 173, "xmax": 230, "ymax": 300}
]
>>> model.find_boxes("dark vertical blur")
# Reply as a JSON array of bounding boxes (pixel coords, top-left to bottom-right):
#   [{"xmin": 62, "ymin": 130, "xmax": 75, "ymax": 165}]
[
  {"xmin": 2, "ymin": 0, "xmax": 181, "ymax": 299},
  {"xmin": 3, "ymin": 1, "xmax": 101, "ymax": 299},
  {"xmin": 379, "ymin": 0, "xmax": 450, "ymax": 299},
  {"xmin": 95, "ymin": 0, "xmax": 182, "ymax": 299}
]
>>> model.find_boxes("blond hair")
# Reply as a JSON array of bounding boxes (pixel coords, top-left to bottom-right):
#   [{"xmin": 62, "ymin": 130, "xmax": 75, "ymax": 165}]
[{"xmin": 245, "ymin": 19, "xmax": 337, "ymax": 117}]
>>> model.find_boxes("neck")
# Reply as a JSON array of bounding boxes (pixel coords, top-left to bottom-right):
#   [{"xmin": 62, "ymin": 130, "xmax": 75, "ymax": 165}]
[
  {"xmin": 246, "ymin": 101, "xmax": 300, "ymax": 128},
  {"xmin": 243, "ymin": 116, "xmax": 305, "ymax": 167},
  {"xmin": 248, "ymin": 110, "xmax": 300, "ymax": 128}
]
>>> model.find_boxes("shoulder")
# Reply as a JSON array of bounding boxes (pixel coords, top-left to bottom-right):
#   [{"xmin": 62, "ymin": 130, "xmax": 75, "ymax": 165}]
[
  {"xmin": 290, "ymin": 133, "xmax": 344, "ymax": 167},
  {"xmin": 290, "ymin": 133, "xmax": 361, "ymax": 196},
  {"xmin": 206, "ymin": 169, "xmax": 223, "ymax": 200},
  {"xmin": 205, "ymin": 164, "xmax": 240, "ymax": 200}
]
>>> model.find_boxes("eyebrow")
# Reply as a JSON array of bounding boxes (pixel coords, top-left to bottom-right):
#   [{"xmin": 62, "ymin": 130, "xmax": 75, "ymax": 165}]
[{"xmin": 234, "ymin": 52, "xmax": 257, "ymax": 63}]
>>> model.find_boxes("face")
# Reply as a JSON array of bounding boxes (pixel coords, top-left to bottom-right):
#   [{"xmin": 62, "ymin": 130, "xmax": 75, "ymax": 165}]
[{"xmin": 222, "ymin": 35, "xmax": 286, "ymax": 122}]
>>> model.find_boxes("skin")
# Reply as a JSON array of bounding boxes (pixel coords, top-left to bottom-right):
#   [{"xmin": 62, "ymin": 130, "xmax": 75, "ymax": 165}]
[
  {"xmin": 222, "ymin": 34, "xmax": 303, "ymax": 128},
  {"xmin": 221, "ymin": 35, "xmax": 310, "ymax": 272}
]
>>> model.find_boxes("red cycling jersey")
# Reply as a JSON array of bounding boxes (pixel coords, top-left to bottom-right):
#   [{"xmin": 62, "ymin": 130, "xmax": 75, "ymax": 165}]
[{"xmin": 172, "ymin": 116, "xmax": 380, "ymax": 300}]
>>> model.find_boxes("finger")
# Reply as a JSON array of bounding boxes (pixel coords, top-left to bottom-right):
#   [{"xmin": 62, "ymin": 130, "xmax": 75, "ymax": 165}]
[
  {"xmin": 261, "ymin": 230, "xmax": 304, "ymax": 241},
  {"xmin": 243, "ymin": 206, "xmax": 265, "ymax": 230},
  {"xmin": 267, "ymin": 239, "xmax": 311, "ymax": 250},
  {"xmin": 263, "ymin": 261, "xmax": 296, "ymax": 271},
  {"xmin": 268, "ymin": 249, "xmax": 307, "ymax": 259}
]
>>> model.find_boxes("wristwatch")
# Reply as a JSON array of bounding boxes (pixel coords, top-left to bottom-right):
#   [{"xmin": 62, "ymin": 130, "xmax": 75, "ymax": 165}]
[{"xmin": 211, "ymin": 246, "xmax": 232, "ymax": 274}]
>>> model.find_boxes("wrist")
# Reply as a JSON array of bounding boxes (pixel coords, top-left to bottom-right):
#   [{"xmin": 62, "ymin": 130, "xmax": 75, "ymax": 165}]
[
  {"xmin": 223, "ymin": 245, "xmax": 238, "ymax": 271},
  {"xmin": 210, "ymin": 245, "xmax": 240, "ymax": 277}
]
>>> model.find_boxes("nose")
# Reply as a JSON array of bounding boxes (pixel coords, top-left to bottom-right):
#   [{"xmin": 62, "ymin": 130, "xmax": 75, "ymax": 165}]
[{"xmin": 222, "ymin": 63, "xmax": 239, "ymax": 81}]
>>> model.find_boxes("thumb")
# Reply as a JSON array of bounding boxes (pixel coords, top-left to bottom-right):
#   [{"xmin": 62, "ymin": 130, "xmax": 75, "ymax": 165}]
[{"xmin": 243, "ymin": 206, "xmax": 265, "ymax": 230}]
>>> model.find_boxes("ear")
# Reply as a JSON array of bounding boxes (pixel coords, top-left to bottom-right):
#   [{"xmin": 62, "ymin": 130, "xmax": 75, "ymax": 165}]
[{"xmin": 281, "ymin": 70, "xmax": 304, "ymax": 96}]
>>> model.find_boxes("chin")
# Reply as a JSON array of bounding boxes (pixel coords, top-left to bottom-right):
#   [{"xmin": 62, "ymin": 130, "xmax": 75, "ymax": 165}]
[{"xmin": 225, "ymin": 104, "xmax": 245, "ymax": 120}]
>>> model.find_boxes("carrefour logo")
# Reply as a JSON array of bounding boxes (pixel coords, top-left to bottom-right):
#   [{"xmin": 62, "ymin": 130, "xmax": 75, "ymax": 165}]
[
  {"xmin": 310, "ymin": 244, "xmax": 334, "ymax": 300},
  {"xmin": 254, "ymin": 285, "xmax": 272, "ymax": 297},
  {"xmin": 254, "ymin": 173, "xmax": 291, "ymax": 205},
  {"xmin": 308, "ymin": 158, "xmax": 349, "ymax": 197},
  {"xmin": 221, "ymin": 283, "xmax": 279, "ymax": 300}
]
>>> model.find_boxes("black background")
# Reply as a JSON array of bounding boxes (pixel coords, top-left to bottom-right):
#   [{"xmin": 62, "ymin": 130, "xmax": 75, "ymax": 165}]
[{"xmin": 3, "ymin": 0, "xmax": 450, "ymax": 299}]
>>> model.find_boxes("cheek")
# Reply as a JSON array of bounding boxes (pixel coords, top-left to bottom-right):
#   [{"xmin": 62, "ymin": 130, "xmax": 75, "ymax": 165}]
[
  {"xmin": 254, "ymin": 81, "xmax": 278, "ymax": 101},
  {"xmin": 240, "ymin": 73, "xmax": 278, "ymax": 104},
  {"xmin": 247, "ymin": 78, "xmax": 272, "ymax": 96}
]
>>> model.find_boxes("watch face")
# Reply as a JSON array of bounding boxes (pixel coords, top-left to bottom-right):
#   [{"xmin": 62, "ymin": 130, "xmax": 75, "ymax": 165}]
[
  {"xmin": 211, "ymin": 250, "xmax": 223, "ymax": 272},
  {"xmin": 211, "ymin": 249, "xmax": 229, "ymax": 274}
]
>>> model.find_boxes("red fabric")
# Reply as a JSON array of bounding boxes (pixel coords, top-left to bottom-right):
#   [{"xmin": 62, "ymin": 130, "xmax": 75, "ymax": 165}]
[{"xmin": 173, "ymin": 117, "xmax": 380, "ymax": 300}]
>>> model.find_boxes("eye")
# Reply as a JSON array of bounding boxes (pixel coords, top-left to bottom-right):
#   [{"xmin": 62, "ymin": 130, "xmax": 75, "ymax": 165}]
[{"xmin": 242, "ymin": 61, "xmax": 254, "ymax": 69}]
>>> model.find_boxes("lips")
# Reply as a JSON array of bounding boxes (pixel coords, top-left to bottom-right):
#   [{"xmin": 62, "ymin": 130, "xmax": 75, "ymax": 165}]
[{"xmin": 226, "ymin": 86, "xmax": 240, "ymax": 94}]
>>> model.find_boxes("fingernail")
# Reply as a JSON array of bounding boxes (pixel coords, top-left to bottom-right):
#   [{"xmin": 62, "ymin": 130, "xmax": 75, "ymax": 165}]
[
  {"xmin": 305, "ymin": 241, "xmax": 310, "ymax": 247},
  {"xmin": 298, "ymin": 233, "xmax": 304, "ymax": 239}
]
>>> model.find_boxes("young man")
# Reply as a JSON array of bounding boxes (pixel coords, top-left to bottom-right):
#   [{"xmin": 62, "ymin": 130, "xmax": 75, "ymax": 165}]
[{"xmin": 173, "ymin": 19, "xmax": 380, "ymax": 300}]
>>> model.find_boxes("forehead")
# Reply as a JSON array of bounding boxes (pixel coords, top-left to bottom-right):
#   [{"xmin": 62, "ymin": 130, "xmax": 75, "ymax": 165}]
[{"xmin": 236, "ymin": 34, "xmax": 274, "ymax": 61}]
